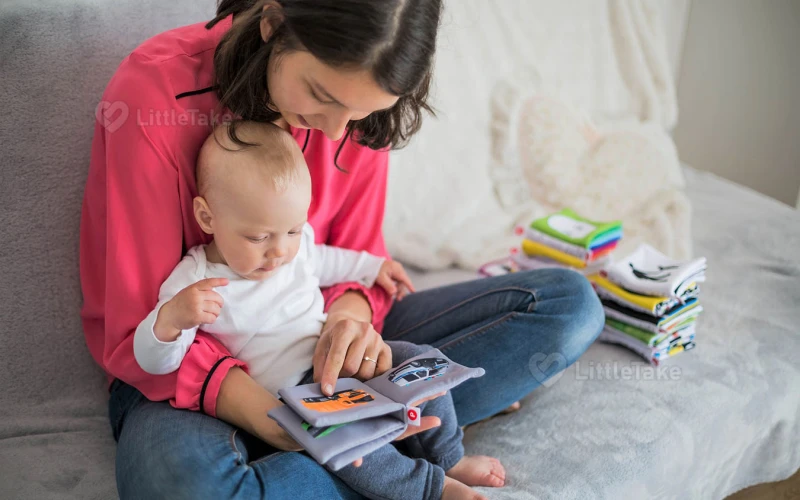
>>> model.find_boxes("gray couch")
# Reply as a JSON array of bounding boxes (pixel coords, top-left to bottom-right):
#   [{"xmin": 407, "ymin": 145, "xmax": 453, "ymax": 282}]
[
  {"xmin": 3, "ymin": 1, "xmax": 799, "ymax": 499},
  {"xmin": 1, "ymin": 2, "xmax": 214, "ymax": 498}
]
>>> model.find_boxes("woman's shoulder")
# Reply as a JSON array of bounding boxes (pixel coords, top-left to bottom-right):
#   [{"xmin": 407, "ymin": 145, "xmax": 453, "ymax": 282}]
[
  {"xmin": 129, "ymin": 19, "xmax": 224, "ymax": 65},
  {"xmin": 102, "ymin": 18, "xmax": 228, "ymax": 108}
]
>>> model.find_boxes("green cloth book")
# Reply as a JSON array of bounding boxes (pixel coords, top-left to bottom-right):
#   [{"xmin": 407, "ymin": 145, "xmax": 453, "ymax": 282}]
[
  {"xmin": 531, "ymin": 209, "xmax": 622, "ymax": 248},
  {"xmin": 606, "ymin": 317, "xmax": 662, "ymax": 346}
]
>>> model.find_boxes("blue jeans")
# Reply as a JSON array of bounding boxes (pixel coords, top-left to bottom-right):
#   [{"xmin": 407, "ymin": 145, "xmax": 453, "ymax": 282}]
[{"xmin": 111, "ymin": 269, "xmax": 603, "ymax": 499}]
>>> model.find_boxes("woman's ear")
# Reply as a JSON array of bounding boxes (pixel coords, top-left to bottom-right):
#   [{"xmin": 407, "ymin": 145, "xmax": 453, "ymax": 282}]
[
  {"xmin": 259, "ymin": 4, "xmax": 274, "ymax": 43},
  {"xmin": 193, "ymin": 196, "xmax": 215, "ymax": 234}
]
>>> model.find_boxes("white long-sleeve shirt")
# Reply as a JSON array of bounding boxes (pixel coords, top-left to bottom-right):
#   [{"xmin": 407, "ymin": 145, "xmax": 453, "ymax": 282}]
[{"xmin": 133, "ymin": 224, "xmax": 385, "ymax": 396}]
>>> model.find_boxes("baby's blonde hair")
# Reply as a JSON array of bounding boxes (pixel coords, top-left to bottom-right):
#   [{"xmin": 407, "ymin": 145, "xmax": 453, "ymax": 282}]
[{"xmin": 196, "ymin": 121, "xmax": 307, "ymax": 203}]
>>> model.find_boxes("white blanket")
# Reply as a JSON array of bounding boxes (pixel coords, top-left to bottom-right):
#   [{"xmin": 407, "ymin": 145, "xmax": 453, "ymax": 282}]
[
  {"xmin": 406, "ymin": 167, "xmax": 800, "ymax": 499},
  {"xmin": 385, "ymin": 0, "xmax": 689, "ymax": 270}
]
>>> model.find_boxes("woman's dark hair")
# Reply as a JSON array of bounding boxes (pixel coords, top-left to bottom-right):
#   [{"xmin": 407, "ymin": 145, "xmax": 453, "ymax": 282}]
[{"xmin": 207, "ymin": 0, "xmax": 442, "ymax": 169}]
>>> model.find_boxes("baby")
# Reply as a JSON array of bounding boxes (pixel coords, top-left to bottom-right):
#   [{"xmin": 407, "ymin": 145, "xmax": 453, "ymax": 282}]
[{"xmin": 133, "ymin": 121, "xmax": 504, "ymax": 500}]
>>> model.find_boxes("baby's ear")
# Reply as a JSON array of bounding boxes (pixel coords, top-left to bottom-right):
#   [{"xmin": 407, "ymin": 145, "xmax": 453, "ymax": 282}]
[{"xmin": 193, "ymin": 196, "xmax": 214, "ymax": 234}]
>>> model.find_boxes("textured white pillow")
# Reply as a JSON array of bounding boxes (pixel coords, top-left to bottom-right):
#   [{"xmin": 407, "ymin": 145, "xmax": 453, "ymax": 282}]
[
  {"xmin": 490, "ymin": 70, "xmax": 693, "ymax": 260},
  {"xmin": 383, "ymin": 1, "xmax": 688, "ymax": 270}
]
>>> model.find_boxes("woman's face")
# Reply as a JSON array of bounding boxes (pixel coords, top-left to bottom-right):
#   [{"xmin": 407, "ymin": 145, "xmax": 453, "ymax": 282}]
[{"xmin": 266, "ymin": 49, "xmax": 399, "ymax": 141}]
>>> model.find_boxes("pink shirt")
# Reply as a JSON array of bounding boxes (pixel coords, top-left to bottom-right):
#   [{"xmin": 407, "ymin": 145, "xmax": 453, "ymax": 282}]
[{"xmin": 80, "ymin": 15, "xmax": 392, "ymax": 417}]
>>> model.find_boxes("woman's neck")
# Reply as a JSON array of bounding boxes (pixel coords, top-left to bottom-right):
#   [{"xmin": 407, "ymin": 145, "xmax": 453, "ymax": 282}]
[{"xmin": 272, "ymin": 116, "xmax": 291, "ymax": 132}]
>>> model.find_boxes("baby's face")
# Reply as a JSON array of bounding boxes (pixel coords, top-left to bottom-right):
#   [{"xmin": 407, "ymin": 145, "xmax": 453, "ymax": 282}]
[{"xmin": 211, "ymin": 178, "xmax": 311, "ymax": 281}]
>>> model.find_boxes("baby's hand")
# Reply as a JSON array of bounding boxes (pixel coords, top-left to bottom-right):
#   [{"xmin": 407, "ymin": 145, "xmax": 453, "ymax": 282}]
[
  {"xmin": 375, "ymin": 260, "xmax": 416, "ymax": 301},
  {"xmin": 154, "ymin": 278, "xmax": 228, "ymax": 341}
]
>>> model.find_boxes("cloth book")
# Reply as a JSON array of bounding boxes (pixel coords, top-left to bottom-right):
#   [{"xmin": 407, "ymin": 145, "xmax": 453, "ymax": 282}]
[
  {"xmin": 478, "ymin": 256, "xmax": 520, "ymax": 277},
  {"xmin": 605, "ymin": 244, "xmax": 707, "ymax": 298},
  {"xmin": 530, "ymin": 208, "xmax": 622, "ymax": 249},
  {"xmin": 512, "ymin": 252, "xmax": 610, "ymax": 276},
  {"xmin": 521, "ymin": 239, "xmax": 586, "ymax": 268},
  {"xmin": 588, "ymin": 274, "xmax": 698, "ymax": 317},
  {"xmin": 268, "ymin": 348, "xmax": 484, "ymax": 470},
  {"xmin": 603, "ymin": 298, "xmax": 702, "ymax": 333},
  {"xmin": 599, "ymin": 324, "xmax": 696, "ymax": 365},
  {"xmin": 521, "ymin": 226, "xmax": 619, "ymax": 261}
]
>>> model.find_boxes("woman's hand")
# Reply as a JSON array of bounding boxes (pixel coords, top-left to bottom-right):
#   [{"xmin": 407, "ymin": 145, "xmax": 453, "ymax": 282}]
[
  {"xmin": 312, "ymin": 315, "xmax": 393, "ymax": 395},
  {"xmin": 313, "ymin": 291, "xmax": 446, "ymax": 468},
  {"xmin": 349, "ymin": 391, "xmax": 446, "ymax": 467}
]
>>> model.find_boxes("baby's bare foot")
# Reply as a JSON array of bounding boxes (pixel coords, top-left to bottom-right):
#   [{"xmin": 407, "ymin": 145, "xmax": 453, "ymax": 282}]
[
  {"xmin": 442, "ymin": 476, "xmax": 487, "ymax": 500},
  {"xmin": 446, "ymin": 455, "xmax": 506, "ymax": 488},
  {"xmin": 499, "ymin": 401, "xmax": 521, "ymax": 414}
]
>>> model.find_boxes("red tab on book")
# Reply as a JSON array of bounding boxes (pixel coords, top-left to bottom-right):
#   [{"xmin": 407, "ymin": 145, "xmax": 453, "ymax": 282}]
[{"xmin": 406, "ymin": 406, "xmax": 421, "ymax": 426}]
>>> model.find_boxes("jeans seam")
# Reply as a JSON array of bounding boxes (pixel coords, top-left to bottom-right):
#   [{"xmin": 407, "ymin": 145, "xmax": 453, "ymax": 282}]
[
  {"xmin": 384, "ymin": 286, "xmax": 535, "ymax": 341},
  {"xmin": 228, "ymin": 429, "xmax": 244, "ymax": 466},
  {"xmin": 248, "ymin": 449, "xmax": 287, "ymax": 466},
  {"xmin": 437, "ymin": 312, "xmax": 518, "ymax": 352}
]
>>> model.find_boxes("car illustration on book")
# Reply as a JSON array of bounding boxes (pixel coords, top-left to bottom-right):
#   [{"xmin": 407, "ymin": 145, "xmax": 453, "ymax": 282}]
[
  {"xmin": 301, "ymin": 420, "xmax": 348, "ymax": 438},
  {"xmin": 301, "ymin": 389, "xmax": 375, "ymax": 413},
  {"xmin": 388, "ymin": 357, "xmax": 449, "ymax": 387}
]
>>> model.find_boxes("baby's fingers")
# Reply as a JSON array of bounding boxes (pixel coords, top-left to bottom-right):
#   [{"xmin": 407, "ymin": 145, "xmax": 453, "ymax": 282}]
[
  {"xmin": 200, "ymin": 312, "xmax": 219, "ymax": 325},
  {"xmin": 391, "ymin": 266, "xmax": 415, "ymax": 294},
  {"xmin": 374, "ymin": 274, "xmax": 398, "ymax": 296},
  {"xmin": 195, "ymin": 278, "xmax": 229, "ymax": 291},
  {"xmin": 203, "ymin": 301, "xmax": 222, "ymax": 317},
  {"xmin": 203, "ymin": 291, "xmax": 225, "ymax": 308}
]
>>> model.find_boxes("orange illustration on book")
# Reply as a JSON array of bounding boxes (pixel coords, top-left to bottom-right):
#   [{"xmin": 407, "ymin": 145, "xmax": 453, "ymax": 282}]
[{"xmin": 301, "ymin": 389, "xmax": 375, "ymax": 413}]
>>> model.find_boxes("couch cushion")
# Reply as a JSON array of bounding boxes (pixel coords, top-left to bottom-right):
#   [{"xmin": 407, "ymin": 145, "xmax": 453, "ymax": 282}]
[{"xmin": 0, "ymin": 1, "xmax": 216, "ymax": 498}]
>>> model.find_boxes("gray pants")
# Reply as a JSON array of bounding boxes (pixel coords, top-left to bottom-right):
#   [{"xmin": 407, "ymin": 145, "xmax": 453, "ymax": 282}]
[{"xmin": 297, "ymin": 341, "xmax": 463, "ymax": 500}]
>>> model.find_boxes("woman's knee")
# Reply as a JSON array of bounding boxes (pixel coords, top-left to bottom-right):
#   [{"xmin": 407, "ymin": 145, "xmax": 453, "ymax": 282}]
[
  {"xmin": 520, "ymin": 268, "xmax": 604, "ymax": 361},
  {"xmin": 115, "ymin": 402, "xmax": 361, "ymax": 500},
  {"xmin": 115, "ymin": 402, "xmax": 246, "ymax": 499}
]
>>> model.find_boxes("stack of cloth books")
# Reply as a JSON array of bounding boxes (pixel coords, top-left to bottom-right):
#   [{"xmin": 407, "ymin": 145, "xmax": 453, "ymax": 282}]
[
  {"xmin": 510, "ymin": 208, "xmax": 623, "ymax": 275},
  {"xmin": 478, "ymin": 208, "xmax": 624, "ymax": 277},
  {"xmin": 588, "ymin": 244, "xmax": 707, "ymax": 365}
]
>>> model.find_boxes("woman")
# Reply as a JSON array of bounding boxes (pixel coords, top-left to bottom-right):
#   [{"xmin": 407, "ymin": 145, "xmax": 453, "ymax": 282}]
[{"xmin": 80, "ymin": 0, "xmax": 604, "ymax": 498}]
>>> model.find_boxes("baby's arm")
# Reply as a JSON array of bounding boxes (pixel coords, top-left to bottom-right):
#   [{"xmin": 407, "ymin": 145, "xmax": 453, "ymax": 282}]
[
  {"xmin": 312, "ymin": 243, "xmax": 386, "ymax": 288},
  {"xmin": 304, "ymin": 224, "xmax": 415, "ymax": 299},
  {"xmin": 312, "ymin": 245, "xmax": 416, "ymax": 300},
  {"xmin": 133, "ymin": 253, "xmax": 227, "ymax": 375}
]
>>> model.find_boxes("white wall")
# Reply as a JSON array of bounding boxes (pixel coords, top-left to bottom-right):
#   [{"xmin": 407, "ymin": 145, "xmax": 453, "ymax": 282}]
[{"xmin": 673, "ymin": 0, "xmax": 800, "ymax": 207}]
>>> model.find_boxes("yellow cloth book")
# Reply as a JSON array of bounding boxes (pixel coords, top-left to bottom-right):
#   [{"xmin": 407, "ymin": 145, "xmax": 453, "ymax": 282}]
[
  {"xmin": 522, "ymin": 239, "xmax": 586, "ymax": 268},
  {"xmin": 587, "ymin": 274, "xmax": 669, "ymax": 312}
]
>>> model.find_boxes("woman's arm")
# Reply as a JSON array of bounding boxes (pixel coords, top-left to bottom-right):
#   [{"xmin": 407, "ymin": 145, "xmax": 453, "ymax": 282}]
[
  {"xmin": 309, "ymin": 146, "xmax": 399, "ymax": 390},
  {"xmin": 80, "ymin": 64, "xmax": 247, "ymax": 418},
  {"xmin": 216, "ymin": 367, "xmax": 301, "ymax": 450},
  {"xmin": 325, "ymin": 289, "xmax": 374, "ymax": 323}
]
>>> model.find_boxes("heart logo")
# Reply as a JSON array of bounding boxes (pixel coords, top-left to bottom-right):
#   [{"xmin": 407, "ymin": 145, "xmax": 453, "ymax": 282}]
[
  {"xmin": 528, "ymin": 352, "xmax": 567, "ymax": 388},
  {"xmin": 95, "ymin": 101, "xmax": 129, "ymax": 133}
]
